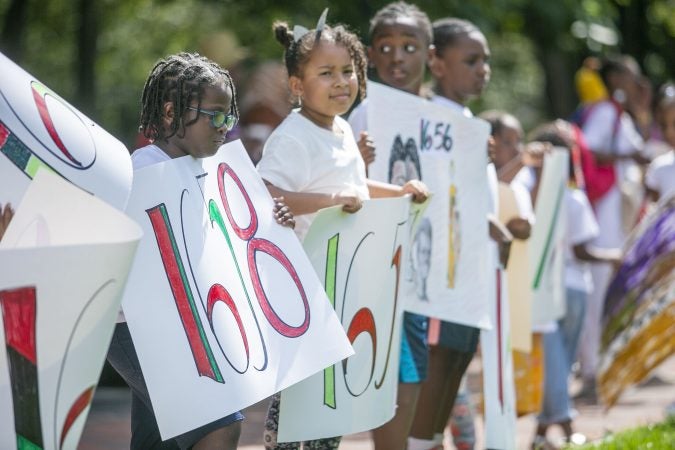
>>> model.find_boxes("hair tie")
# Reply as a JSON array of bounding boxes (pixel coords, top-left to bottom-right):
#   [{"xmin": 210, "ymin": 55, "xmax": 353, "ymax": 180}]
[{"xmin": 293, "ymin": 8, "xmax": 328, "ymax": 43}]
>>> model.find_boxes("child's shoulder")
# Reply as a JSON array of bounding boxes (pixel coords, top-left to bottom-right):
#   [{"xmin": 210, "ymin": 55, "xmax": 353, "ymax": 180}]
[
  {"xmin": 130, "ymin": 144, "xmax": 171, "ymax": 170},
  {"xmin": 266, "ymin": 112, "xmax": 306, "ymax": 143},
  {"xmin": 649, "ymin": 150, "xmax": 675, "ymax": 169}
]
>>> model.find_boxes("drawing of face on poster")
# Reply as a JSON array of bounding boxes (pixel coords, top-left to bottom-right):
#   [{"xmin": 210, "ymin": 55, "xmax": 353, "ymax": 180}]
[
  {"xmin": 388, "ymin": 135, "xmax": 422, "ymax": 283},
  {"xmin": 388, "ymin": 135, "xmax": 421, "ymax": 187},
  {"xmin": 412, "ymin": 218, "xmax": 432, "ymax": 301}
]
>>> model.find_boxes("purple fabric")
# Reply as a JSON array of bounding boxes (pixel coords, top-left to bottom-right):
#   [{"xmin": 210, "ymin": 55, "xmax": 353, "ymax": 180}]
[{"xmin": 601, "ymin": 203, "xmax": 675, "ymax": 350}]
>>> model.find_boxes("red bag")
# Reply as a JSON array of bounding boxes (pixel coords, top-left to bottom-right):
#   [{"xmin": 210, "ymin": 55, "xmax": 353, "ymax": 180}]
[
  {"xmin": 572, "ymin": 124, "xmax": 616, "ymax": 203},
  {"xmin": 570, "ymin": 100, "xmax": 622, "ymax": 204}
]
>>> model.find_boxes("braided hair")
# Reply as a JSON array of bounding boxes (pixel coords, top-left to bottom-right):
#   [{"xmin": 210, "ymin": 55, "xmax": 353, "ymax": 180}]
[
  {"xmin": 273, "ymin": 20, "xmax": 368, "ymax": 100},
  {"xmin": 139, "ymin": 52, "xmax": 239, "ymax": 141},
  {"xmin": 432, "ymin": 18, "xmax": 480, "ymax": 56}
]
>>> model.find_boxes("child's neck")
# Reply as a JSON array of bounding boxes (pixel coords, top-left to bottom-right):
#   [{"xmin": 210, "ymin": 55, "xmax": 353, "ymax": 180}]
[
  {"xmin": 154, "ymin": 139, "xmax": 188, "ymax": 159},
  {"xmin": 436, "ymin": 86, "xmax": 467, "ymax": 106},
  {"xmin": 299, "ymin": 107, "xmax": 340, "ymax": 133}
]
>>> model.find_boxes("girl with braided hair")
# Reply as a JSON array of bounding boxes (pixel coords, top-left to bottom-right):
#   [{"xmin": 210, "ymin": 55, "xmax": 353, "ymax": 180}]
[{"xmin": 107, "ymin": 52, "xmax": 295, "ymax": 450}]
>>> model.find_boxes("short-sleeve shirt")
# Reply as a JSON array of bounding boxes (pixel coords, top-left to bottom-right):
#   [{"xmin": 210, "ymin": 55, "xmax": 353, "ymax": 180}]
[
  {"xmin": 131, "ymin": 144, "xmax": 172, "ymax": 169},
  {"xmin": 564, "ymin": 187, "xmax": 600, "ymax": 293},
  {"xmin": 582, "ymin": 100, "xmax": 643, "ymax": 182},
  {"xmin": 645, "ymin": 151, "xmax": 675, "ymax": 200},
  {"xmin": 257, "ymin": 111, "xmax": 369, "ymax": 241}
]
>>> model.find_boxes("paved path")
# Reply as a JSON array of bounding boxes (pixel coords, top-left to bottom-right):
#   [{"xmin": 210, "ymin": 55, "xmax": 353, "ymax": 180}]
[{"xmin": 79, "ymin": 355, "xmax": 675, "ymax": 449}]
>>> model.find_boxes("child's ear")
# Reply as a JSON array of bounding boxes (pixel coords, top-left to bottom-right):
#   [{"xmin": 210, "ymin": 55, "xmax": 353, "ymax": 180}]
[
  {"xmin": 426, "ymin": 45, "xmax": 436, "ymax": 64},
  {"xmin": 161, "ymin": 101, "xmax": 175, "ymax": 128},
  {"xmin": 428, "ymin": 53, "xmax": 445, "ymax": 80},
  {"xmin": 288, "ymin": 76, "xmax": 303, "ymax": 98}
]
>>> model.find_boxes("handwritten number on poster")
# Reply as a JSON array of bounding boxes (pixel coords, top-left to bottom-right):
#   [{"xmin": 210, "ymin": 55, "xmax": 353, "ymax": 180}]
[
  {"xmin": 322, "ymin": 221, "xmax": 405, "ymax": 407},
  {"xmin": 420, "ymin": 119, "xmax": 453, "ymax": 152},
  {"xmin": 148, "ymin": 162, "xmax": 310, "ymax": 383}
]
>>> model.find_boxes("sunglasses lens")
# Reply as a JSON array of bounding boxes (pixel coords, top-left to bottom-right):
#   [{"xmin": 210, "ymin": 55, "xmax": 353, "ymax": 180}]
[
  {"xmin": 225, "ymin": 114, "xmax": 237, "ymax": 130},
  {"xmin": 212, "ymin": 111, "xmax": 226, "ymax": 128}
]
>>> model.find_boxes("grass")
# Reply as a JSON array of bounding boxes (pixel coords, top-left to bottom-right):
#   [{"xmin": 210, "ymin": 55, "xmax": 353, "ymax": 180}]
[{"xmin": 569, "ymin": 415, "xmax": 675, "ymax": 449}]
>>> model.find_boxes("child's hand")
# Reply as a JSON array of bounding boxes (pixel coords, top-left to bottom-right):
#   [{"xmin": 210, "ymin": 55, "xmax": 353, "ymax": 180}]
[
  {"xmin": 400, "ymin": 180, "xmax": 429, "ymax": 203},
  {"xmin": 273, "ymin": 197, "xmax": 295, "ymax": 229},
  {"xmin": 488, "ymin": 214, "xmax": 513, "ymax": 268},
  {"xmin": 522, "ymin": 141, "xmax": 551, "ymax": 168},
  {"xmin": 332, "ymin": 191, "xmax": 362, "ymax": 214},
  {"xmin": 0, "ymin": 203, "xmax": 14, "ymax": 241},
  {"xmin": 506, "ymin": 217, "xmax": 531, "ymax": 240},
  {"xmin": 357, "ymin": 131, "xmax": 376, "ymax": 166}
]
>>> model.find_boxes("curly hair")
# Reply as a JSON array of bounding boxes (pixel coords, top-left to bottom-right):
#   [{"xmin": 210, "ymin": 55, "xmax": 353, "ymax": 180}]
[
  {"xmin": 273, "ymin": 20, "xmax": 368, "ymax": 99},
  {"xmin": 369, "ymin": 1, "xmax": 432, "ymax": 45},
  {"xmin": 139, "ymin": 52, "xmax": 239, "ymax": 141}
]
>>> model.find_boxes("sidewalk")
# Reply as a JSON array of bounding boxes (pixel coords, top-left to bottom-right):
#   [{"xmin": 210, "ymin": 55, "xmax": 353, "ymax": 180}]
[{"xmin": 78, "ymin": 355, "xmax": 675, "ymax": 449}]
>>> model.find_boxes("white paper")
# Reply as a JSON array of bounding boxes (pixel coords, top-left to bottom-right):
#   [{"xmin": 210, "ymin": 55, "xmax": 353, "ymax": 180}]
[
  {"xmin": 367, "ymin": 81, "xmax": 492, "ymax": 329},
  {"xmin": 122, "ymin": 141, "xmax": 353, "ymax": 439},
  {"xmin": 0, "ymin": 170, "xmax": 141, "ymax": 450},
  {"xmin": 0, "ymin": 51, "xmax": 132, "ymax": 210}
]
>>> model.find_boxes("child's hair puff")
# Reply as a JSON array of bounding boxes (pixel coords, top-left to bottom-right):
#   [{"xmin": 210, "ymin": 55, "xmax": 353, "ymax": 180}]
[
  {"xmin": 139, "ymin": 52, "xmax": 239, "ymax": 141},
  {"xmin": 272, "ymin": 20, "xmax": 368, "ymax": 99}
]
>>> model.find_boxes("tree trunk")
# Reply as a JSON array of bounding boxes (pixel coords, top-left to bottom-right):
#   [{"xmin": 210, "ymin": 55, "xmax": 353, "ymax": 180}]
[
  {"xmin": 75, "ymin": 0, "xmax": 98, "ymax": 115},
  {"xmin": 538, "ymin": 49, "xmax": 577, "ymax": 119},
  {"xmin": 0, "ymin": 0, "xmax": 29, "ymax": 62}
]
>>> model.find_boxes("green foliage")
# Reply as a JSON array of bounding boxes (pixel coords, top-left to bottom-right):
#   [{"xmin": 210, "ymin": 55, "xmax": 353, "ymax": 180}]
[
  {"xmin": 1, "ymin": 0, "xmax": 673, "ymax": 147},
  {"xmin": 569, "ymin": 416, "xmax": 675, "ymax": 449}
]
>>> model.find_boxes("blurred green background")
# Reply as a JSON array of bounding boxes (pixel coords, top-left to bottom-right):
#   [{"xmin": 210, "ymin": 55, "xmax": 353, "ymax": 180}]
[{"xmin": 1, "ymin": 0, "xmax": 673, "ymax": 147}]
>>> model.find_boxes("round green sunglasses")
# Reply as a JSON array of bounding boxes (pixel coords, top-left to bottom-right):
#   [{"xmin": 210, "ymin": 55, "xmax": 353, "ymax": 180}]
[{"xmin": 187, "ymin": 106, "xmax": 237, "ymax": 130}]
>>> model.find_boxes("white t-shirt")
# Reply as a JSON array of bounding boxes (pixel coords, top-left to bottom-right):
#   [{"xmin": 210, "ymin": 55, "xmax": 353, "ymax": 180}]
[
  {"xmin": 645, "ymin": 151, "xmax": 675, "ymax": 200},
  {"xmin": 131, "ymin": 144, "xmax": 172, "ymax": 169},
  {"xmin": 257, "ymin": 111, "xmax": 369, "ymax": 241},
  {"xmin": 513, "ymin": 166, "xmax": 536, "ymax": 193},
  {"xmin": 564, "ymin": 187, "xmax": 600, "ymax": 293},
  {"xmin": 431, "ymin": 95, "xmax": 473, "ymax": 118},
  {"xmin": 117, "ymin": 144, "xmax": 172, "ymax": 322},
  {"xmin": 582, "ymin": 101, "xmax": 643, "ymax": 162},
  {"xmin": 583, "ymin": 101, "xmax": 643, "ymax": 247},
  {"xmin": 511, "ymin": 181, "xmax": 535, "ymax": 222}
]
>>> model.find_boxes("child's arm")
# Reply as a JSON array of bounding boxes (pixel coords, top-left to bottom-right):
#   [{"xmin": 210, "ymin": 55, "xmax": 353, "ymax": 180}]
[
  {"xmin": 366, "ymin": 179, "xmax": 429, "ymax": 203},
  {"xmin": 264, "ymin": 181, "xmax": 362, "ymax": 215},
  {"xmin": 0, "ymin": 203, "xmax": 14, "ymax": 241},
  {"xmin": 573, "ymin": 242, "xmax": 622, "ymax": 266}
]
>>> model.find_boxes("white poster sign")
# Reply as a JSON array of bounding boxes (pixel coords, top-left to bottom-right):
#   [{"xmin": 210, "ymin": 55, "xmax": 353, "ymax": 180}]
[
  {"xmin": 0, "ymin": 170, "xmax": 141, "ymax": 450},
  {"xmin": 0, "ymin": 51, "xmax": 132, "ymax": 210},
  {"xmin": 529, "ymin": 149, "xmax": 568, "ymax": 326},
  {"xmin": 498, "ymin": 183, "xmax": 532, "ymax": 352},
  {"xmin": 480, "ymin": 267, "xmax": 517, "ymax": 449},
  {"xmin": 278, "ymin": 196, "xmax": 412, "ymax": 441},
  {"xmin": 123, "ymin": 141, "xmax": 353, "ymax": 439},
  {"xmin": 367, "ymin": 81, "xmax": 491, "ymax": 329}
]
